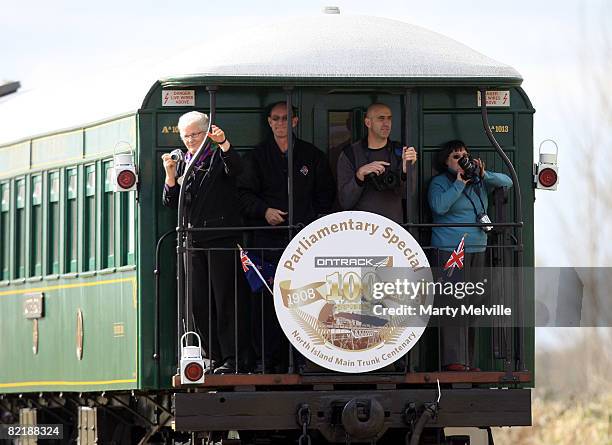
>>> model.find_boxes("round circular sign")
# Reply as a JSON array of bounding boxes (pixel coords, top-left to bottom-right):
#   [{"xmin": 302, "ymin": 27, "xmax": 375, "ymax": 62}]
[{"xmin": 274, "ymin": 211, "xmax": 433, "ymax": 373}]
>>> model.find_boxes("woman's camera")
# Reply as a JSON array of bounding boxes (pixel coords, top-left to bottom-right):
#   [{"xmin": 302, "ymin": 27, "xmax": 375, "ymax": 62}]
[{"xmin": 458, "ymin": 155, "xmax": 480, "ymax": 180}]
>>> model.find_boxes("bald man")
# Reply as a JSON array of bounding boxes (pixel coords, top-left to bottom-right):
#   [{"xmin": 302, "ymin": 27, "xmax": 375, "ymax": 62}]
[{"xmin": 336, "ymin": 103, "xmax": 417, "ymax": 222}]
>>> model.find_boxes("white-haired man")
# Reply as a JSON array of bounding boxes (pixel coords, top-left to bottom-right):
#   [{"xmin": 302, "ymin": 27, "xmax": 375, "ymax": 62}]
[{"xmin": 162, "ymin": 111, "xmax": 250, "ymax": 374}]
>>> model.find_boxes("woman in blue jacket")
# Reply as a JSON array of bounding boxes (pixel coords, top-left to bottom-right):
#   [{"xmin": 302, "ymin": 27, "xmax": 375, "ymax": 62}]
[{"xmin": 428, "ymin": 140, "xmax": 512, "ymax": 371}]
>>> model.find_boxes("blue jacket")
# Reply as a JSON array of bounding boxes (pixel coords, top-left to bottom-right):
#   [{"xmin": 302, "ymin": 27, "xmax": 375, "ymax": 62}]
[{"xmin": 428, "ymin": 170, "xmax": 513, "ymax": 253}]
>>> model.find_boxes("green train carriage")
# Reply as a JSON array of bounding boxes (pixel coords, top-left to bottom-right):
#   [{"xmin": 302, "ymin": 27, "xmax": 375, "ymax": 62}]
[{"xmin": 1, "ymin": 13, "xmax": 535, "ymax": 444}]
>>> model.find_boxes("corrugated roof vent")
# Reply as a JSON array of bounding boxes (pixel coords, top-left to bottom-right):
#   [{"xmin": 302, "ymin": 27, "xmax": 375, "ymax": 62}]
[{"xmin": 323, "ymin": 6, "xmax": 340, "ymax": 14}]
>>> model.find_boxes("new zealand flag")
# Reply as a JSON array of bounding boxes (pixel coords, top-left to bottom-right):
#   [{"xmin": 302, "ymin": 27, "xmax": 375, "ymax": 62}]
[{"xmin": 239, "ymin": 247, "xmax": 276, "ymax": 294}]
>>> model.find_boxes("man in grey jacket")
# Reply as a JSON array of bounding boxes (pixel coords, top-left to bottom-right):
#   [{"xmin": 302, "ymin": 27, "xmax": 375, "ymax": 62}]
[{"xmin": 336, "ymin": 103, "xmax": 417, "ymax": 223}]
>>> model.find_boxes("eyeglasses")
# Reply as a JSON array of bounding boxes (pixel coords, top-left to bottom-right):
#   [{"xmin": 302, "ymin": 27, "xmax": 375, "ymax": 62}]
[
  {"xmin": 270, "ymin": 115, "xmax": 289, "ymax": 122},
  {"xmin": 182, "ymin": 131, "xmax": 204, "ymax": 141}
]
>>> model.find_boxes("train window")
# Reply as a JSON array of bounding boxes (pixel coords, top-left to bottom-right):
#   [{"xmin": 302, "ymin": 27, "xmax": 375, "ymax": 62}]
[
  {"xmin": 30, "ymin": 175, "xmax": 42, "ymax": 276},
  {"xmin": 328, "ymin": 111, "xmax": 353, "ymax": 150},
  {"xmin": 65, "ymin": 168, "xmax": 78, "ymax": 273},
  {"xmin": 84, "ymin": 165, "xmax": 96, "ymax": 271},
  {"xmin": 103, "ymin": 161, "xmax": 115, "ymax": 268},
  {"xmin": 327, "ymin": 110, "xmax": 359, "ymax": 183},
  {"xmin": 48, "ymin": 171, "xmax": 60, "ymax": 274},
  {"xmin": 15, "ymin": 178, "xmax": 26, "ymax": 279},
  {"xmin": 0, "ymin": 183, "xmax": 9, "ymax": 280}
]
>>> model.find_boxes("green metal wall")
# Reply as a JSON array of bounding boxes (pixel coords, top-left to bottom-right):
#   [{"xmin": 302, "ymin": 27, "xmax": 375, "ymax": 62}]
[
  {"xmin": 0, "ymin": 115, "xmax": 140, "ymax": 394},
  {"xmin": 0, "ymin": 275, "xmax": 137, "ymax": 393}
]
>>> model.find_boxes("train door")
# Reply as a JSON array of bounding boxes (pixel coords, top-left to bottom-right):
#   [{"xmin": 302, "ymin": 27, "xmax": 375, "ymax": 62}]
[
  {"xmin": 306, "ymin": 92, "xmax": 403, "ymax": 160},
  {"xmin": 301, "ymin": 91, "xmax": 427, "ymax": 371},
  {"xmin": 302, "ymin": 92, "xmax": 404, "ymax": 214}
]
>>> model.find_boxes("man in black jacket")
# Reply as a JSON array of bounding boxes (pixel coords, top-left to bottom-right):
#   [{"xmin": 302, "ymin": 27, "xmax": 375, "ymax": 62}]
[
  {"xmin": 162, "ymin": 111, "xmax": 250, "ymax": 374},
  {"xmin": 237, "ymin": 102, "xmax": 335, "ymax": 372},
  {"xmin": 238, "ymin": 101, "xmax": 335, "ymax": 249}
]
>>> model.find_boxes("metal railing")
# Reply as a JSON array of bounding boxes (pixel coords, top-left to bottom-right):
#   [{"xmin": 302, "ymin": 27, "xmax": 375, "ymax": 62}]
[{"xmin": 157, "ymin": 220, "xmax": 526, "ymax": 377}]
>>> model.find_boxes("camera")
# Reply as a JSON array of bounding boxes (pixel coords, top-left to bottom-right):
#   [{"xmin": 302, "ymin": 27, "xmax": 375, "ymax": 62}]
[
  {"xmin": 458, "ymin": 155, "xmax": 480, "ymax": 181},
  {"xmin": 366, "ymin": 169, "xmax": 400, "ymax": 191},
  {"xmin": 170, "ymin": 149, "xmax": 184, "ymax": 162}
]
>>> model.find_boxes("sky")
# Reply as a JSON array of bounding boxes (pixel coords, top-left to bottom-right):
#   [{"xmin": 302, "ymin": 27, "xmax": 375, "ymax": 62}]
[{"xmin": 1, "ymin": 0, "xmax": 610, "ymax": 346}]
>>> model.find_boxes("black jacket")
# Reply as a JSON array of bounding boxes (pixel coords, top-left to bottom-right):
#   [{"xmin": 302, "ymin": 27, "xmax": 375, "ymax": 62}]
[
  {"xmin": 237, "ymin": 137, "xmax": 335, "ymax": 246},
  {"xmin": 162, "ymin": 146, "xmax": 243, "ymax": 243}
]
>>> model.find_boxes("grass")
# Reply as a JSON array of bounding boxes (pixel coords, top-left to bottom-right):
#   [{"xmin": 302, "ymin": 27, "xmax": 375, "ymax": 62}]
[
  {"xmin": 493, "ymin": 393, "xmax": 611, "ymax": 444},
  {"xmin": 493, "ymin": 329, "xmax": 611, "ymax": 444}
]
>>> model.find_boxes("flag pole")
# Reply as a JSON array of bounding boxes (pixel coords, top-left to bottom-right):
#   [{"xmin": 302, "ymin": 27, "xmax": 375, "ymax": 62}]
[{"xmin": 237, "ymin": 244, "xmax": 274, "ymax": 296}]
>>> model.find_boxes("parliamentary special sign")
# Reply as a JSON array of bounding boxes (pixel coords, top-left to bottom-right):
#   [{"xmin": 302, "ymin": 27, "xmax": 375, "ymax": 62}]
[{"xmin": 274, "ymin": 211, "xmax": 433, "ymax": 373}]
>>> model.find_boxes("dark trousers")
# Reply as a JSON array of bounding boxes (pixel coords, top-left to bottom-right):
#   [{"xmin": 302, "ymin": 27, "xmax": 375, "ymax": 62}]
[
  {"xmin": 248, "ymin": 242, "xmax": 289, "ymax": 372},
  {"xmin": 431, "ymin": 249, "xmax": 485, "ymax": 368},
  {"xmin": 191, "ymin": 237, "xmax": 251, "ymax": 365},
  {"xmin": 251, "ymin": 287, "xmax": 288, "ymax": 370}
]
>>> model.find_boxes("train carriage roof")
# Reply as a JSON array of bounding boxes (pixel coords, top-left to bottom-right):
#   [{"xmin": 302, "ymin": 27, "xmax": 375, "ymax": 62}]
[
  {"xmin": 0, "ymin": 14, "xmax": 522, "ymax": 146},
  {"xmin": 161, "ymin": 15, "xmax": 522, "ymax": 85}
]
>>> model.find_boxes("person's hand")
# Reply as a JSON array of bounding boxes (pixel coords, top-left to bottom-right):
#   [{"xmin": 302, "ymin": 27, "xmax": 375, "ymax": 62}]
[
  {"xmin": 207, "ymin": 125, "xmax": 225, "ymax": 143},
  {"xmin": 456, "ymin": 170, "xmax": 469, "ymax": 186},
  {"xmin": 474, "ymin": 158, "xmax": 486, "ymax": 178},
  {"xmin": 356, "ymin": 161, "xmax": 390, "ymax": 182},
  {"xmin": 161, "ymin": 153, "xmax": 178, "ymax": 174},
  {"xmin": 161, "ymin": 153, "xmax": 178, "ymax": 186},
  {"xmin": 402, "ymin": 146, "xmax": 417, "ymax": 173},
  {"xmin": 265, "ymin": 208, "xmax": 288, "ymax": 225},
  {"xmin": 208, "ymin": 125, "xmax": 230, "ymax": 151}
]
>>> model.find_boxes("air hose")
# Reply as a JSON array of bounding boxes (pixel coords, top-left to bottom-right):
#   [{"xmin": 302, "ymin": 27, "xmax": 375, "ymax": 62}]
[
  {"xmin": 409, "ymin": 402, "xmax": 439, "ymax": 445},
  {"xmin": 409, "ymin": 379, "xmax": 441, "ymax": 445}
]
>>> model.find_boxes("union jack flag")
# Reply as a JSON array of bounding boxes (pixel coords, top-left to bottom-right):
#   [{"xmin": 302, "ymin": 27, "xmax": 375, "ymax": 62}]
[
  {"xmin": 443, "ymin": 235, "xmax": 465, "ymax": 273},
  {"xmin": 240, "ymin": 249, "xmax": 254, "ymax": 272}
]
